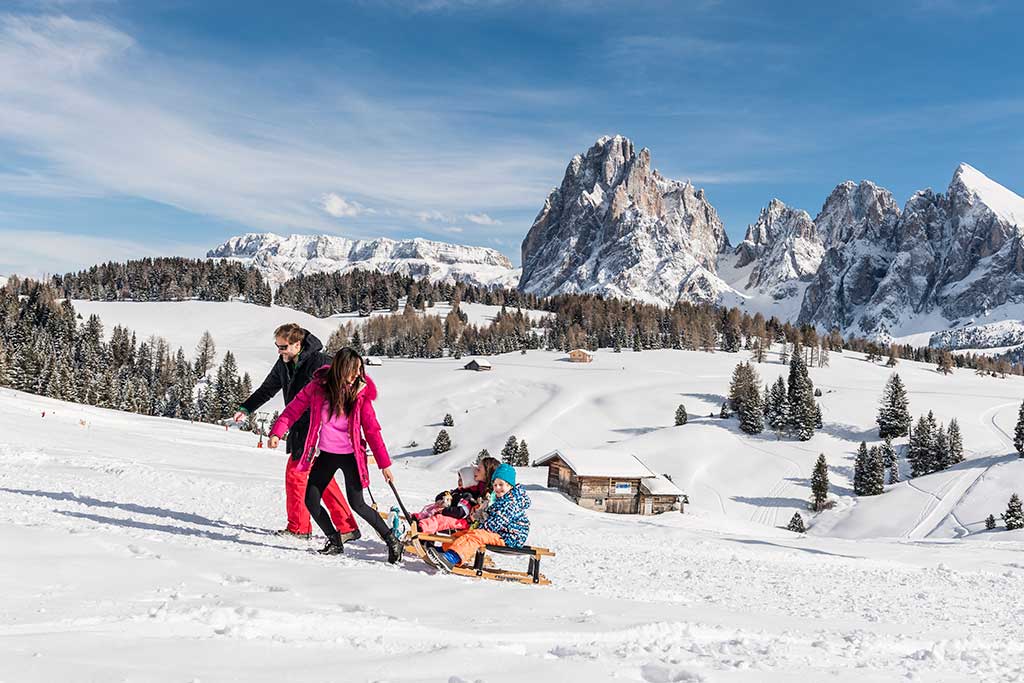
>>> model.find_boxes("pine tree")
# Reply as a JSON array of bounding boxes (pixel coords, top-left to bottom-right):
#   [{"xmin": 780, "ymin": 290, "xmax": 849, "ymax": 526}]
[
  {"xmin": 1005, "ymin": 493, "xmax": 1024, "ymax": 531},
  {"xmin": 787, "ymin": 348, "xmax": 817, "ymax": 440},
  {"xmin": 786, "ymin": 512, "xmax": 806, "ymax": 533},
  {"xmin": 768, "ymin": 377, "xmax": 789, "ymax": 432},
  {"xmin": 0, "ymin": 340, "xmax": 13, "ymax": 386},
  {"xmin": 500, "ymin": 435, "xmax": 519, "ymax": 464},
  {"xmin": 719, "ymin": 402, "xmax": 732, "ymax": 419},
  {"xmin": 1014, "ymin": 400, "xmax": 1024, "ymax": 457},
  {"xmin": 925, "ymin": 411, "xmax": 940, "ymax": 473},
  {"xmin": 877, "ymin": 373, "xmax": 911, "ymax": 439},
  {"xmin": 728, "ymin": 362, "xmax": 748, "ymax": 411},
  {"xmin": 475, "ymin": 448, "xmax": 490, "ymax": 464},
  {"xmin": 880, "ymin": 437, "xmax": 899, "ymax": 483},
  {"xmin": 433, "ymin": 429, "xmax": 452, "ymax": 455},
  {"xmin": 194, "ymin": 330, "xmax": 216, "ymax": 377},
  {"xmin": 947, "ymin": 419, "xmax": 964, "ymax": 465},
  {"xmin": 351, "ymin": 329, "xmax": 365, "ymax": 355},
  {"xmin": 762, "ymin": 383, "xmax": 774, "ymax": 427},
  {"xmin": 866, "ymin": 445, "xmax": 885, "ymax": 495},
  {"xmin": 934, "ymin": 423, "xmax": 951, "ymax": 470},
  {"xmin": 908, "ymin": 415, "xmax": 931, "ymax": 477},
  {"xmin": 853, "ymin": 441, "xmax": 870, "ymax": 495},
  {"xmin": 739, "ymin": 384, "xmax": 764, "ymax": 434},
  {"xmin": 985, "ymin": 514, "xmax": 996, "ymax": 530},
  {"xmin": 674, "ymin": 404, "xmax": 688, "ymax": 426},
  {"xmin": 810, "ymin": 453, "xmax": 829, "ymax": 511},
  {"xmin": 516, "ymin": 440, "xmax": 530, "ymax": 467},
  {"xmin": 442, "ymin": 413, "xmax": 454, "ymax": 427},
  {"xmin": 780, "ymin": 341, "xmax": 789, "ymax": 366}
]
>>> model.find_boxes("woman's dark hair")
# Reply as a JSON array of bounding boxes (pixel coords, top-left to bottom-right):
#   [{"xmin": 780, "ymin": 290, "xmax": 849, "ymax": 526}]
[
  {"xmin": 324, "ymin": 347, "xmax": 365, "ymax": 417},
  {"xmin": 479, "ymin": 456, "xmax": 501, "ymax": 494}
]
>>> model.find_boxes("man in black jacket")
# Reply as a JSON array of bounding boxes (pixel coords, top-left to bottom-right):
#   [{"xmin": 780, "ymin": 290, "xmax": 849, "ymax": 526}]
[{"xmin": 234, "ymin": 323, "xmax": 359, "ymax": 540}]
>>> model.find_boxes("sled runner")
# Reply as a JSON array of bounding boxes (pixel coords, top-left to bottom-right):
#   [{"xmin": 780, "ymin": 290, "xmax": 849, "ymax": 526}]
[{"xmin": 411, "ymin": 530, "xmax": 554, "ymax": 585}]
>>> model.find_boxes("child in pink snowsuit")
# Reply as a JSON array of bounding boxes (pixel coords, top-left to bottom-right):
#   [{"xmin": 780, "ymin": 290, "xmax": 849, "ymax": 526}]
[{"xmin": 414, "ymin": 458, "xmax": 499, "ymax": 534}]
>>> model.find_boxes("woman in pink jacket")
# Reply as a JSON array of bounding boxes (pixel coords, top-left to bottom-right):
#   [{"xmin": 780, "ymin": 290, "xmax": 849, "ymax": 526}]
[{"xmin": 269, "ymin": 348, "xmax": 403, "ymax": 563}]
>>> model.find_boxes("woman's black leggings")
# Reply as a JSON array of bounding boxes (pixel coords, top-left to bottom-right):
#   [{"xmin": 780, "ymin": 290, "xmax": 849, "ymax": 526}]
[{"xmin": 305, "ymin": 451, "xmax": 391, "ymax": 539}]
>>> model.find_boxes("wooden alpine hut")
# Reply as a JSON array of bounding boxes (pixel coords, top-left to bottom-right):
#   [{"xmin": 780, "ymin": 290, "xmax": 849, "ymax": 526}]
[{"xmin": 534, "ymin": 449, "xmax": 685, "ymax": 515}]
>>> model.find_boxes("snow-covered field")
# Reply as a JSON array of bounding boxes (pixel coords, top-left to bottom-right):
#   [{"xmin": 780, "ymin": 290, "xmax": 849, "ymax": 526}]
[{"xmin": 4, "ymin": 300, "xmax": 1024, "ymax": 681}]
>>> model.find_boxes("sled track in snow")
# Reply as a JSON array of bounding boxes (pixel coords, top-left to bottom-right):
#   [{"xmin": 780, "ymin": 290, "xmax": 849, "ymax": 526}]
[
  {"xmin": 734, "ymin": 435, "xmax": 803, "ymax": 529},
  {"xmin": 904, "ymin": 401, "xmax": 1017, "ymax": 539}
]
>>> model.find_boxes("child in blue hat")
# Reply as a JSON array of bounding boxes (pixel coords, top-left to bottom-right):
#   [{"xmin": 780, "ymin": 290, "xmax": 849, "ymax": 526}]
[{"xmin": 426, "ymin": 463, "xmax": 531, "ymax": 572}]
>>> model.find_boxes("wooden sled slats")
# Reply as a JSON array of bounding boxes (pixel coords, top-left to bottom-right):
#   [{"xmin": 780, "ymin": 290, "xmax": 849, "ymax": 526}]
[{"xmin": 380, "ymin": 511, "xmax": 553, "ymax": 584}]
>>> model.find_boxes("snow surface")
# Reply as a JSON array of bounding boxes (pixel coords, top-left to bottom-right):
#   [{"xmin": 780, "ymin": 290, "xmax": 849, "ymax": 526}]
[
  {"xmin": 957, "ymin": 163, "xmax": 1024, "ymax": 227},
  {"xmin": 4, "ymin": 302, "xmax": 1024, "ymax": 680}
]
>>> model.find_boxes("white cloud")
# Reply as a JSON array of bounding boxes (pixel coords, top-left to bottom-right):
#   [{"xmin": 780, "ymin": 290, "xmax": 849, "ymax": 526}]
[
  {"xmin": 0, "ymin": 14, "xmax": 564, "ymax": 235},
  {"xmin": 464, "ymin": 212, "xmax": 500, "ymax": 225},
  {"xmin": 321, "ymin": 193, "xmax": 372, "ymax": 218},
  {"xmin": 443, "ymin": 226, "xmax": 464, "ymax": 233},
  {"xmin": 415, "ymin": 210, "xmax": 452, "ymax": 223}
]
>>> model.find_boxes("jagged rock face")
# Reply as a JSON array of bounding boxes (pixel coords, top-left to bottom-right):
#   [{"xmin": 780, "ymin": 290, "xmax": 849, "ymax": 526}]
[
  {"xmin": 934, "ymin": 165, "xmax": 1024, "ymax": 320},
  {"xmin": 208, "ymin": 233, "xmax": 519, "ymax": 289},
  {"xmin": 798, "ymin": 182, "xmax": 901, "ymax": 332},
  {"xmin": 734, "ymin": 199, "xmax": 822, "ymax": 295},
  {"xmin": 519, "ymin": 135, "xmax": 731, "ymax": 305},
  {"xmin": 799, "ymin": 164, "xmax": 1024, "ymax": 336}
]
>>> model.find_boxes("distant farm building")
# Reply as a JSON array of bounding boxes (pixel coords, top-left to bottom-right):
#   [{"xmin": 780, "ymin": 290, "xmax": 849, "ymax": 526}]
[
  {"xmin": 364, "ymin": 356, "xmax": 383, "ymax": 366},
  {"xmin": 568, "ymin": 349, "xmax": 593, "ymax": 363},
  {"xmin": 534, "ymin": 449, "xmax": 685, "ymax": 515},
  {"xmin": 464, "ymin": 358, "xmax": 493, "ymax": 371}
]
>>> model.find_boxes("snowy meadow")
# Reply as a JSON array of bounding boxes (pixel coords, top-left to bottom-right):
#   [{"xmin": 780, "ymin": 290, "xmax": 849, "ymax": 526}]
[{"xmin": 2, "ymin": 301, "xmax": 1024, "ymax": 682}]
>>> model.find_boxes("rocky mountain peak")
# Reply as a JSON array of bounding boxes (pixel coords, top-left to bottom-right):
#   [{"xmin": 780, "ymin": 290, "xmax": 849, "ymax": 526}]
[
  {"xmin": 518, "ymin": 135, "xmax": 731, "ymax": 305},
  {"xmin": 814, "ymin": 179, "xmax": 901, "ymax": 246},
  {"xmin": 733, "ymin": 199, "xmax": 821, "ymax": 295}
]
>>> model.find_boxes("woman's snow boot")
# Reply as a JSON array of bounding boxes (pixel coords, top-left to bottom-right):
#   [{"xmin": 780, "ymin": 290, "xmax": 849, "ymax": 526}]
[
  {"xmin": 318, "ymin": 532, "xmax": 344, "ymax": 555},
  {"xmin": 384, "ymin": 531, "xmax": 404, "ymax": 564}
]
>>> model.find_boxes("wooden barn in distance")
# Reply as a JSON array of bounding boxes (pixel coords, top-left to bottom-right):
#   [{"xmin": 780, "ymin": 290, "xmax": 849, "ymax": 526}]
[
  {"xmin": 463, "ymin": 358, "xmax": 492, "ymax": 371},
  {"xmin": 534, "ymin": 449, "xmax": 685, "ymax": 515},
  {"xmin": 567, "ymin": 349, "xmax": 593, "ymax": 363}
]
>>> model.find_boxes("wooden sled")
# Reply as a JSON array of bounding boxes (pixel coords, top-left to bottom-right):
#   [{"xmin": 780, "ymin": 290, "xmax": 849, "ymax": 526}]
[{"xmin": 382, "ymin": 512, "xmax": 554, "ymax": 585}]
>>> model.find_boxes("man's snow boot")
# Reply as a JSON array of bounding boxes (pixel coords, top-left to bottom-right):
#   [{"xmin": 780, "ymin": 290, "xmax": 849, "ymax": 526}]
[
  {"xmin": 384, "ymin": 531, "xmax": 404, "ymax": 564},
  {"xmin": 318, "ymin": 532, "xmax": 344, "ymax": 555},
  {"xmin": 339, "ymin": 528, "xmax": 361, "ymax": 543},
  {"xmin": 275, "ymin": 528, "xmax": 311, "ymax": 540}
]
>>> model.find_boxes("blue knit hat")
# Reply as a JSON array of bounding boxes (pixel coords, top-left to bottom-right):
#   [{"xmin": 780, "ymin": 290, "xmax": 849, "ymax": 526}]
[{"xmin": 492, "ymin": 463, "xmax": 517, "ymax": 486}]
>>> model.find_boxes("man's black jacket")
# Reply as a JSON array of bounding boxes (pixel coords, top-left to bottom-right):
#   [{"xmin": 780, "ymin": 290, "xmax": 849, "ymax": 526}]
[{"xmin": 240, "ymin": 330, "xmax": 331, "ymax": 460}]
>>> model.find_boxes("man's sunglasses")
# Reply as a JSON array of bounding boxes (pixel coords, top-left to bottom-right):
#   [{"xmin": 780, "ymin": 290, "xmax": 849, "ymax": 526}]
[{"xmin": 275, "ymin": 343, "xmax": 291, "ymax": 350}]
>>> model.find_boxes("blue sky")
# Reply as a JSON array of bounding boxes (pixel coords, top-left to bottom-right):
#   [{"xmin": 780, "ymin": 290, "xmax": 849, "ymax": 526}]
[{"xmin": 1, "ymin": 0, "xmax": 1022, "ymax": 276}]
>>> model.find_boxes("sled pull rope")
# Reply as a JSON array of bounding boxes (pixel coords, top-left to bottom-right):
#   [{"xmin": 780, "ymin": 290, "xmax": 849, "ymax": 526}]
[{"xmin": 387, "ymin": 480, "xmax": 415, "ymax": 525}]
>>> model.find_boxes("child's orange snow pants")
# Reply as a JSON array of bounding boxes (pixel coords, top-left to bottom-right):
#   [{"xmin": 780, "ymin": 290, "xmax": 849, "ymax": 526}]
[
  {"xmin": 443, "ymin": 529, "xmax": 505, "ymax": 563},
  {"xmin": 285, "ymin": 456, "xmax": 357, "ymax": 535}
]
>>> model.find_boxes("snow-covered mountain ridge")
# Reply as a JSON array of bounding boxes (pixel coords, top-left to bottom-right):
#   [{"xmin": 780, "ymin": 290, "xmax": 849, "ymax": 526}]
[
  {"xmin": 208, "ymin": 233, "xmax": 520, "ymax": 289},
  {"xmin": 518, "ymin": 136, "xmax": 1024, "ymax": 343}
]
